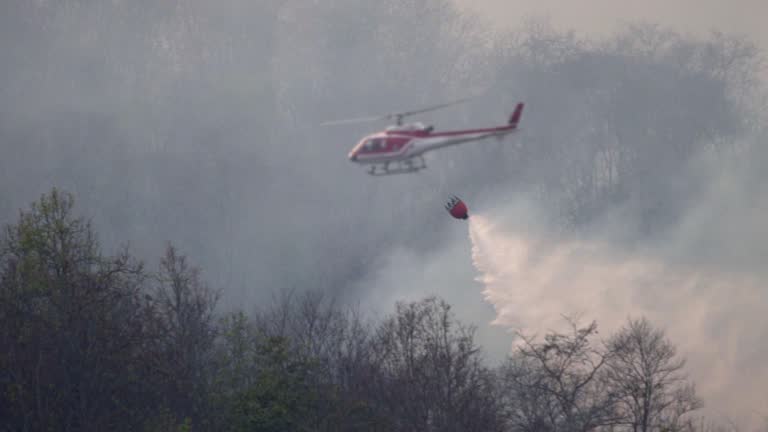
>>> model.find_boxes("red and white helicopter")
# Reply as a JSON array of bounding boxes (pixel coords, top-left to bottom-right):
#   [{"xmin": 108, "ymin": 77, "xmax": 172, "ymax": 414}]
[{"xmin": 322, "ymin": 98, "xmax": 524, "ymax": 175}]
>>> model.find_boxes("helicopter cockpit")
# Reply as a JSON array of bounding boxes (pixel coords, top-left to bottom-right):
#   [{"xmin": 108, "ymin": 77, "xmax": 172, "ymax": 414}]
[
  {"xmin": 351, "ymin": 134, "xmax": 410, "ymax": 159},
  {"xmin": 361, "ymin": 137, "xmax": 386, "ymax": 151}
]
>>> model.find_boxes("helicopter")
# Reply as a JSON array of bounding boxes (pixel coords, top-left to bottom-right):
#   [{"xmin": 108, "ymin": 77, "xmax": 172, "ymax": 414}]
[{"xmin": 321, "ymin": 98, "xmax": 524, "ymax": 176}]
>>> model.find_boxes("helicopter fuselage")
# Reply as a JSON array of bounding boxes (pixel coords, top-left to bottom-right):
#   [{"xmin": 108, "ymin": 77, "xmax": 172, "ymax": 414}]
[{"xmin": 347, "ymin": 103, "xmax": 523, "ymax": 166}]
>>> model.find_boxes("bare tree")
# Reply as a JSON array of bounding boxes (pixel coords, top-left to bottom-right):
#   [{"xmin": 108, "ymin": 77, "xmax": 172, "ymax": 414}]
[
  {"xmin": 248, "ymin": 289, "xmax": 386, "ymax": 431},
  {"xmin": 499, "ymin": 317, "xmax": 620, "ymax": 432},
  {"xmin": 151, "ymin": 243, "xmax": 221, "ymax": 427},
  {"xmin": 371, "ymin": 296, "xmax": 503, "ymax": 432},
  {"xmin": 605, "ymin": 317, "xmax": 702, "ymax": 432}
]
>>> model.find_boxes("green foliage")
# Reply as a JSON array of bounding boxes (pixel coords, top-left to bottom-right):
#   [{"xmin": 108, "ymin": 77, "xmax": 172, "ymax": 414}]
[
  {"xmin": 0, "ymin": 189, "xmax": 155, "ymax": 431},
  {"xmin": 217, "ymin": 333, "xmax": 318, "ymax": 432},
  {"xmin": 142, "ymin": 408, "xmax": 193, "ymax": 432}
]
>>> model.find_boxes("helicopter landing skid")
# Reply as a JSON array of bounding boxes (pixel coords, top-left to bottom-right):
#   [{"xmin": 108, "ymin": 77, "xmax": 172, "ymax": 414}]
[{"xmin": 367, "ymin": 157, "xmax": 426, "ymax": 176}]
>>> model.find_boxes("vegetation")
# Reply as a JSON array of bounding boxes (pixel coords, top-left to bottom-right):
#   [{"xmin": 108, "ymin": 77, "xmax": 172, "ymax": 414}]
[
  {"xmin": 1, "ymin": 189, "xmax": 712, "ymax": 431},
  {"xmin": 1, "ymin": 1, "xmax": 765, "ymax": 431}
]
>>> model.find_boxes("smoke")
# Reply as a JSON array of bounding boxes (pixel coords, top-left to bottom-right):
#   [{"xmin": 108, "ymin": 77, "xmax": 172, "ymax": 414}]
[
  {"xmin": 467, "ymin": 151, "xmax": 768, "ymax": 430},
  {"xmin": 3, "ymin": 2, "xmax": 767, "ymax": 426},
  {"xmin": 351, "ymin": 209, "xmax": 515, "ymax": 364}
]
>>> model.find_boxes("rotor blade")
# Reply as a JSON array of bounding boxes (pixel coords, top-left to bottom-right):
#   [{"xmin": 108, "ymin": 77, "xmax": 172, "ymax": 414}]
[
  {"xmin": 397, "ymin": 96, "xmax": 475, "ymax": 117},
  {"xmin": 319, "ymin": 114, "xmax": 388, "ymax": 126},
  {"xmin": 320, "ymin": 96, "xmax": 475, "ymax": 126}
]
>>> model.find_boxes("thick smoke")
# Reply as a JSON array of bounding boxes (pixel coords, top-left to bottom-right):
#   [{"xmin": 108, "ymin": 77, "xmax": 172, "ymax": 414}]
[
  {"xmin": 467, "ymin": 143, "xmax": 768, "ymax": 429},
  {"xmin": 0, "ymin": 0, "xmax": 483, "ymax": 309}
]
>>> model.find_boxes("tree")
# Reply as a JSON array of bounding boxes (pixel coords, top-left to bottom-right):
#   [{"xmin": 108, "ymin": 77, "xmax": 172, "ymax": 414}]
[
  {"xmin": 227, "ymin": 335, "xmax": 318, "ymax": 432},
  {"xmin": 250, "ymin": 289, "xmax": 384, "ymax": 431},
  {"xmin": 0, "ymin": 188, "xmax": 159, "ymax": 431},
  {"xmin": 499, "ymin": 318, "xmax": 619, "ymax": 432},
  {"xmin": 371, "ymin": 296, "xmax": 503, "ymax": 432},
  {"xmin": 605, "ymin": 317, "xmax": 701, "ymax": 432},
  {"xmin": 211, "ymin": 308, "xmax": 325, "ymax": 432},
  {"xmin": 150, "ymin": 243, "xmax": 221, "ymax": 428}
]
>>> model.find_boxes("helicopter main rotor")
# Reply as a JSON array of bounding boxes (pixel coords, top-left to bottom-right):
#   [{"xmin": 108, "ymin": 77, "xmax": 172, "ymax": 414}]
[{"xmin": 320, "ymin": 96, "xmax": 474, "ymax": 126}]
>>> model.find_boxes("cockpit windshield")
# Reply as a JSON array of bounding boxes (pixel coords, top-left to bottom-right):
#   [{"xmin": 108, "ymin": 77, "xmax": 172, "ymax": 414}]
[{"xmin": 361, "ymin": 137, "xmax": 385, "ymax": 152}]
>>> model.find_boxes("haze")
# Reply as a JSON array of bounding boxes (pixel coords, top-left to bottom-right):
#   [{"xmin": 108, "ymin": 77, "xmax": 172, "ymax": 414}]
[
  {"xmin": 456, "ymin": 0, "xmax": 768, "ymax": 49},
  {"xmin": 1, "ymin": 1, "xmax": 767, "ymax": 430}
]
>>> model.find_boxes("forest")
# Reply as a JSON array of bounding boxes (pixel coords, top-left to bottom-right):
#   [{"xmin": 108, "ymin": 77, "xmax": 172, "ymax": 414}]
[
  {"xmin": 1, "ymin": 188, "xmax": 704, "ymax": 431},
  {"xmin": 1, "ymin": 0, "xmax": 766, "ymax": 431}
]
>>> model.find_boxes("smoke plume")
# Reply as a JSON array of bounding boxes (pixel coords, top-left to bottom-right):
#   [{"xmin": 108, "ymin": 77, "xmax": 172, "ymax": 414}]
[{"xmin": 468, "ymin": 165, "xmax": 768, "ymax": 430}]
